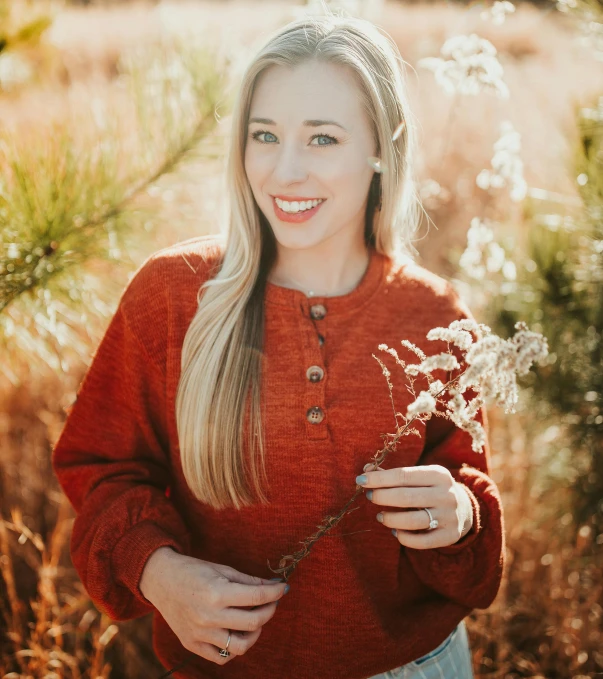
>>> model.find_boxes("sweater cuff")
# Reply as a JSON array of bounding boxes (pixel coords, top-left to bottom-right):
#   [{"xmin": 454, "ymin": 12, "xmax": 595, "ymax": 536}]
[
  {"xmin": 435, "ymin": 483, "xmax": 481, "ymax": 554},
  {"xmin": 111, "ymin": 520, "xmax": 187, "ymax": 608}
]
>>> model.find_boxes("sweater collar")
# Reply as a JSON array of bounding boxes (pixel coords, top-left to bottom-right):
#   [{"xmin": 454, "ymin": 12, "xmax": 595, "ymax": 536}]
[{"xmin": 264, "ymin": 246, "xmax": 387, "ymax": 314}]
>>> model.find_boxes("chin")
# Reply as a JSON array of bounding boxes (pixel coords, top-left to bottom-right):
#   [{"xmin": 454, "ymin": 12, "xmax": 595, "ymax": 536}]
[{"xmin": 270, "ymin": 232, "xmax": 323, "ymax": 252}]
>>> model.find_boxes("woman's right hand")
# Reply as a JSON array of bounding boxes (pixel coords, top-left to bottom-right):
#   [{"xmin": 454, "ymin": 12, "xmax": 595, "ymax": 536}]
[{"xmin": 139, "ymin": 546, "xmax": 289, "ymax": 665}]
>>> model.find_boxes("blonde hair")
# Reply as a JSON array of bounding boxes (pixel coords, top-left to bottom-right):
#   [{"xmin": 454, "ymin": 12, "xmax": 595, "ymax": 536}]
[{"xmin": 175, "ymin": 11, "xmax": 421, "ymax": 510}]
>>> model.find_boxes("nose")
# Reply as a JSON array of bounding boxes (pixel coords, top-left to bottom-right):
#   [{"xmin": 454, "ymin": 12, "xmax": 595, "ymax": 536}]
[{"xmin": 271, "ymin": 141, "xmax": 309, "ymax": 186}]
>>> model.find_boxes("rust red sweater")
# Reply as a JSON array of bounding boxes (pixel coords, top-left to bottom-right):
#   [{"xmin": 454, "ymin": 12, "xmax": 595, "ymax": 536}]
[{"xmin": 51, "ymin": 235, "xmax": 506, "ymax": 679}]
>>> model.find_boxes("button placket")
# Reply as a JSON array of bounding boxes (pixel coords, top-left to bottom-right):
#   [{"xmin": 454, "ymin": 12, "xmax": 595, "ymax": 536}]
[
  {"xmin": 300, "ymin": 299, "xmax": 328, "ymax": 441},
  {"xmin": 309, "ymin": 303, "xmax": 327, "ymax": 321},
  {"xmin": 306, "ymin": 365, "xmax": 324, "ymax": 382},
  {"xmin": 309, "ymin": 302, "xmax": 327, "ymax": 352}
]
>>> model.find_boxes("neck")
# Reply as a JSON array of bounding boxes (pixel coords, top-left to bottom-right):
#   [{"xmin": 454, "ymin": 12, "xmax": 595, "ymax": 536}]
[{"xmin": 268, "ymin": 241, "xmax": 371, "ymax": 298}]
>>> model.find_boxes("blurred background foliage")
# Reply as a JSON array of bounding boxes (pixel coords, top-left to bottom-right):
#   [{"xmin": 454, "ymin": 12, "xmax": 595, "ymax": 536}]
[
  {"xmin": 491, "ymin": 94, "xmax": 603, "ymax": 536},
  {"xmin": 0, "ymin": 0, "xmax": 602, "ymax": 677}
]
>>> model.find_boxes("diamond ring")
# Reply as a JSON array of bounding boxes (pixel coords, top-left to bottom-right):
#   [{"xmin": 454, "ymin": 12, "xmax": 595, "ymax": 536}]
[{"xmin": 422, "ymin": 508, "xmax": 439, "ymax": 530}]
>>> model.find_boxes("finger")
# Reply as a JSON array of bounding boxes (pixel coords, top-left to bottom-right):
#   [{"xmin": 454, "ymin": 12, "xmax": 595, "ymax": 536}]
[
  {"xmin": 214, "ymin": 565, "xmax": 285, "ymax": 587},
  {"xmin": 378, "ymin": 508, "xmax": 438, "ymax": 531},
  {"xmin": 366, "ymin": 485, "xmax": 440, "ymax": 508},
  {"xmin": 219, "ymin": 580, "xmax": 288, "ymax": 608},
  {"xmin": 218, "ymin": 599, "xmax": 280, "ymax": 633},
  {"xmin": 391, "ymin": 526, "xmax": 448, "ymax": 550},
  {"xmin": 363, "ymin": 462, "xmax": 384, "ymax": 472},
  {"xmin": 186, "ymin": 638, "xmax": 238, "ymax": 665},
  {"xmin": 200, "ymin": 626, "xmax": 262, "ymax": 658},
  {"xmin": 358, "ymin": 465, "xmax": 442, "ymax": 489}
]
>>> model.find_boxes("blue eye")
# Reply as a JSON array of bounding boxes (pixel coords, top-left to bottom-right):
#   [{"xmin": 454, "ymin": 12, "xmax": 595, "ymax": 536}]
[
  {"xmin": 250, "ymin": 130, "xmax": 277, "ymax": 144},
  {"xmin": 310, "ymin": 134, "xmax": 339, "ymax": 146},
  {"xmin": 249, "ymin": 130, "xmax": 339, "ymax": 146}
]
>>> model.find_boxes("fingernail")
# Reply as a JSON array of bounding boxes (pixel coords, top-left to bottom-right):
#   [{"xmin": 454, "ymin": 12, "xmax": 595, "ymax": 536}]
[
  {"xmin": 366, "ymin": 490, "xmax": 373, "ymax": 500},
  {"xmin": 356, "ymin": 474, "xmax": 367, "ymax": 485},
  {"xmin": 276, "ymin": 600, "xmax": 280, "ymax": 606},
  {"xmin": 392, "ymin": 528, "xmax": 397, "ymax": 537},
  {"xmin": 376, "ymin": 513, "xmax": 383, "ymax": 523},
  {"xmin": 284, "ymin": 584, "xmax": 290, "ymax": 594},
  {"xmin": 269, "ymin": 578, "xmax": 284, "ymax": 582}
]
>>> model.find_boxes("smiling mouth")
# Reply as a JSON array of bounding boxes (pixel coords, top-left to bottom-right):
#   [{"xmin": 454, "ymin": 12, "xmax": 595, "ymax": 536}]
[
  {"xmin": 273, "ymin": 196, "xmax": 326, "ymax": 214},
  {"xmin": 271, "ymin": 196, "xmax": 326, "ymax": 221}
]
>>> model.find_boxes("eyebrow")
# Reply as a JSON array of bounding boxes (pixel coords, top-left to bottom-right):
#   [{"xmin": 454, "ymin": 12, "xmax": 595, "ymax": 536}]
[{"xmin": 248, "ymin": 117, "xmax": 348, "ymax": 132}]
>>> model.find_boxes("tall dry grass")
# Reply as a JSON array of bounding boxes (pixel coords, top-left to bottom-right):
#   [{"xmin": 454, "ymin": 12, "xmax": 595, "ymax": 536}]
[{"xmin": 1, "ymin": 0, "xmax": 601, "ymax": 677}]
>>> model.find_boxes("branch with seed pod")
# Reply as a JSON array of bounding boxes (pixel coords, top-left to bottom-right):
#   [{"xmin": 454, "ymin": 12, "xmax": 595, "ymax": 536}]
[{"xmin": 267, "ymin": 318, "xmax": 549, "ymax": 581}]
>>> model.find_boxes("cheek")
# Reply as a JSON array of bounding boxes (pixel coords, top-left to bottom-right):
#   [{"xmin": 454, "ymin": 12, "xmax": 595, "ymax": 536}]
[
  {"xmin": 245, "ymin": 151, "xmax": 273, "ymax": 189},
  {"xmin": 319, "ymin": 149, "xmax": 372, "ymax": 184},
  {"xmin": 244, "ymin": 144, "xmax": 263, "ymax": 173},
  {"xmin": 243, "ymin": 149, "xmax": 255, "ymax": 180},
  {"xmin": 322, "ymin": 161, "xmax": 372, "ymax": 201}
]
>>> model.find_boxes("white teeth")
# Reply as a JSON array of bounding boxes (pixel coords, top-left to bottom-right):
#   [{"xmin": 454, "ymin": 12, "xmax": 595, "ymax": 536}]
[{"xmin": 275, "ymin": 197, "xmax": 324, "ymax": 213}]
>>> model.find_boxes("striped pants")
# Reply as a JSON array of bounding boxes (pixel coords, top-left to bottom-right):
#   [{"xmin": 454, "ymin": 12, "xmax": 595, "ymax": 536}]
[{"xmin": 367, "ymin": 620, "xmax": 475, "ymax": 679}]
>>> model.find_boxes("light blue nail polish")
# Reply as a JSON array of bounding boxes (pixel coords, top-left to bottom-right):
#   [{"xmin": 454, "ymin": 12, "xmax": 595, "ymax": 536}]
[
  {"xmin": 284, "ymin": 584, "xmax": 290, "ymax": 594},
  {"xmin": 356, "ymin": 474, "xmax": 367, "ymax": 485},
  {"xmin": 392, "ymin": 528, "xmax": 397, "ymax": 536},
  {"xmin": 366, "ymin": 490, "xmax": 373, "ymax": 501}
]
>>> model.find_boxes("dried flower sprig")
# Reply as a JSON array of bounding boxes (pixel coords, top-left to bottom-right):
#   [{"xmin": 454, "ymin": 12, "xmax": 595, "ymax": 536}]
[
  {"xmin": 267, "ymin": 319, "xmax": 549, "ymax": 581},
  {"xmin": 417, "ymin": 33, "xmax": 510, "ymax": 99}
]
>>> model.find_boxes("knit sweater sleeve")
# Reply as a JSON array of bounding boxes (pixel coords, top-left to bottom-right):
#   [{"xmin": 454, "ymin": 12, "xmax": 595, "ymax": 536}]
[
  {"xmin": 403, "ymin": 291, "xmax": 506, "ymax": 611},
  {"xmin": 51, "ymin": 257, "xmax": 191, "ymax": 621}
]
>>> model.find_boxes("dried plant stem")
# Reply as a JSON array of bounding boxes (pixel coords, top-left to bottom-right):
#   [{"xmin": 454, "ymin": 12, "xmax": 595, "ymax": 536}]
[
  {"xmin": 0, "ymin": 496, "xmax": 100, "ymax": 677},
  {"xmin": 267, "ymin": 372, "xmax": 465, "ymax": 581},
  {"xmin": 33, "ymin": 495, "xmax": 72, "ymax": 647},
  {"xmin": 0, "ymin": 515, "xmax": 27, "ymax": 675}
]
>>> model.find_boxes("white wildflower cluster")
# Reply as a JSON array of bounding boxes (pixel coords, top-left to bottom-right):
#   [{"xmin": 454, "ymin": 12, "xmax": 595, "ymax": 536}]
[
  {"xmin": 404, "ymin": 352, "xmax": 460, "ymax": 377},
  {"xmin": 379, "ymin": 318, "xmax": 549, "ymax": 453},
  {"xmin": 406, "ymin": 391, "xmax": 437, "ymax": 418},
  {"xmin": 459, "ymin": 216, "xmax": 516, "ymax": 282},
  {"xmin": 476, "ymin": 121, "xmax": 527, "ymax": 202},
  {"xmin": 417, "ymin": 34, "xmax": 509, "ymax": 99},
  {"xmin": 480, "ymin": 0, "xmax": 516, "ymax": 25}
]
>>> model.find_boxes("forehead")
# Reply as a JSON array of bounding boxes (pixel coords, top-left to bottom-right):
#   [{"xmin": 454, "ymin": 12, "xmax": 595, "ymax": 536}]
[{"xmin": 248, "ymin": 60, "xmax": 364, "ymax": 125}]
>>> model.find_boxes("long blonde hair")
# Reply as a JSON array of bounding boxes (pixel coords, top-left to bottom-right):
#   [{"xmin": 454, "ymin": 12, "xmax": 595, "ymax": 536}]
[{"xmin": 175, "ymin": 11, "xmax": 422, "ymax": 510}]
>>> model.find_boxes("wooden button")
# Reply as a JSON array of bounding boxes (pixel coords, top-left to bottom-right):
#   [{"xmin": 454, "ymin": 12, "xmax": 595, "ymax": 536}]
[
  {"xmin": 306, "ymin": 406, "xmax": 324, "ymax": 424},
  {"xmin": 310, "ymin": 304, "xmax": 327, "ymax": 320},
  {"xmin": 306, "ymin": 365, "xmax": 324, "ymax": 382}
]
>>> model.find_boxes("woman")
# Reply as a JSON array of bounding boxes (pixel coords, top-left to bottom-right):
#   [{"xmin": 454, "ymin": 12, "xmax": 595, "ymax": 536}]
[{"xmin": 51, "ymin": 11, "xmax": 505, "ymax": 679}]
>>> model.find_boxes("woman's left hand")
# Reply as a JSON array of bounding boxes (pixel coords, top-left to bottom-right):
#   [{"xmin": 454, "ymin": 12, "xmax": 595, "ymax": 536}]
[{"xmin": 357, "ymin": 464, "xmax": 474, "ymax": 549}]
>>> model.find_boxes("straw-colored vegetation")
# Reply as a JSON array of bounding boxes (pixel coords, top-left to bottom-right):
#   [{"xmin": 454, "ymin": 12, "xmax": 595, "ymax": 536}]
[{"xmin": 0, "ymin": 0, "xmax": 601, "ymax": 677}]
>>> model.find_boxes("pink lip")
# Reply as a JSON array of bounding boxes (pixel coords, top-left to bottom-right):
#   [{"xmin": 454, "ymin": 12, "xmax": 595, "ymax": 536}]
[{"xmin": 272, "ymin": 196, "xmax": 326, "ymax": 223}]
